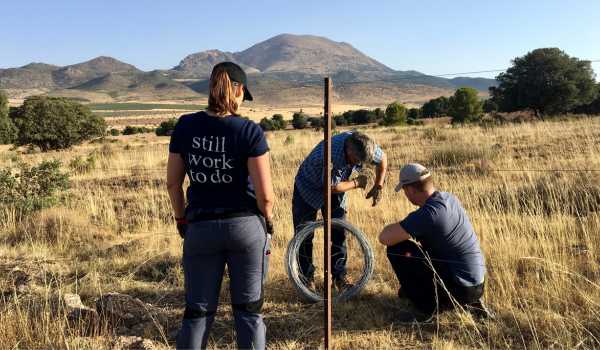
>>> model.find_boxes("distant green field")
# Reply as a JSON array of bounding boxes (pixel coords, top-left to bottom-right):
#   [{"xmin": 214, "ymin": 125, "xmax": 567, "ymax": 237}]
[{"xmin": 87, "ymin": 103, "xmax": 206, "ymax": 111}]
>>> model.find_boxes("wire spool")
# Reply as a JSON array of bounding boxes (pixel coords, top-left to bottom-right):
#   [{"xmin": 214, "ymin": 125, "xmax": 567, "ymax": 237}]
[{"xmin": 285, "ymin": 218, "xmax": 374, "ymax": 303}]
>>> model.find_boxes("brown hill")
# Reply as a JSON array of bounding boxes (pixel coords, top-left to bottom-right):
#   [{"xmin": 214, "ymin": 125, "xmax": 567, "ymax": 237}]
[
  {"xmin": 170, "ymin": 50, "xmax": 259, "ymax": 79},
  {"xmin": 52, "ymin": 56, "xmax": 140, "ymax": 87},
  {"xmin": 0, "ymin": 63, "xmax": 59, "ymax": 89},
  {"xmin": 233, "ymin": 34, "xmax": 393, "ymax": 75}
]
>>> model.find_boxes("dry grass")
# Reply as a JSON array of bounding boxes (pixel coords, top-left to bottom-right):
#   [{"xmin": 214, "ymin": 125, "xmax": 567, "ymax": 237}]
[{"xmin": 1, "ymin": 117, "xmax": 600, "ymax": 349}]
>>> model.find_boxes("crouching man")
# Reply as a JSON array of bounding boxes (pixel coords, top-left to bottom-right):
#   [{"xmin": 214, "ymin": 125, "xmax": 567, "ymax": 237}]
[{"xmin": 378, "ymin": 163, "xmax": 492, "ymax": 321}]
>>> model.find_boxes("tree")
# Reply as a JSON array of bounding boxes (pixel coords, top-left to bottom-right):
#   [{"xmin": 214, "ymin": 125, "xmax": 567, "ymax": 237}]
[
  {"xmin": 350, "ymin": 109, "xmax": 376, "ymax": 125},
  {"xmin": 292, "ymin": 112, "xmax": 308, "ymax": 129},
  {"xmin": 309, "ymin": 117, "xmax": 322, "ymax": 128},
  {"xmin": 490, "ymin": 48, "xmax": 597, "ymax": 117},
  {"xmin": 334, "ymin": 114, "xmax": 348, "ymax": 126},
  {"xmin": 0, "ymin": 90, "xmax": 17, "ymax": 144},
  {"xmin": 11, "ymin": 96, "xmax": 106, "ymax": 151},
  {"xmin": 573, "ymin": 83, "xmax": 600, "ymax": 114},
  {"xmin": 448, "ymin": 87, "xmax": 483, "ymax": 123},
  {"xmin": 407, "ymin": 108, "xmax": 422, "ymax": 120},
  {"xmin": 259, "ymin": 117, "xmax": 276, "ymax": 131},
  {"xmin": 271, "ymin": 114, "xmax": 286, "ymax": 130},
  {"xmin": 482, "ymin": 99, "xmax": 498, "ymax": 113},
  {"xmin": 156, "ymin": 118, "xmax": 178, "ymax": 136},
  {"xmin": 422, "ymin": 96, "xmax": 449, "ymax": 118},
  {"xmin": 383, "ymin": 102, "xmax": 407, "ymax": 126}
]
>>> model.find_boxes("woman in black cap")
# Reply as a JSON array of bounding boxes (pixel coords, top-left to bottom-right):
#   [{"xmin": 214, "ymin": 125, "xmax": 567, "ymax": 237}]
[{"xmin": 167, "ymin": 62, "xmax": 274, "ymax": 350}]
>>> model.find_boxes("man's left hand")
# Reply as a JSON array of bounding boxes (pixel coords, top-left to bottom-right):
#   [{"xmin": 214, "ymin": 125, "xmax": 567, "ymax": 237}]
[{"xmin": 366, "ymin": 185, "xmax": 383, "ymax": 207}]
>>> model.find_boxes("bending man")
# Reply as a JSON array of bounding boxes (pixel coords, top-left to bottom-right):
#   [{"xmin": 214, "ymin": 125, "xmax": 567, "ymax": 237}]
[{"xmin": 293, "ymin": 131, "xmax": 387, "ymax": 291}]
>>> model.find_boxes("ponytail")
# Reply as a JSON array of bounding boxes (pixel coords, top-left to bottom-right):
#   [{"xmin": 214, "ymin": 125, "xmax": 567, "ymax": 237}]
[{"xmin": 208, "ymin": 68, "xmax": 240, "ymax": 116}]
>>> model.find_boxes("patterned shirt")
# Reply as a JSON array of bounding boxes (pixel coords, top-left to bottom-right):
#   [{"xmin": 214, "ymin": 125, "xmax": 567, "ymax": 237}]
[{"xmin": 294, "ymin": 132, "xmax": 384, "ymax": 209}]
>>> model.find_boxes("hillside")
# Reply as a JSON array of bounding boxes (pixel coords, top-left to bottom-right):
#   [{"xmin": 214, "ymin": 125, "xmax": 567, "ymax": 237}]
[
  {"xmin": 74, "ymin": 71, "xmax": 200, "ymax": 99},
  {"xmin": 0, "ymin": 34, "xmax": 498, "ymax": 105},
  {"xmin": 52, "ymin": 56, "xmax": 140, "ymax": 88}
]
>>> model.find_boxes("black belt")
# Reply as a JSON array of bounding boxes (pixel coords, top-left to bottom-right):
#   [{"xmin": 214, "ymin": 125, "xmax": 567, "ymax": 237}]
[{"xmin": 187, "ymin": 210, "xmax": 258, "ymax": 222}]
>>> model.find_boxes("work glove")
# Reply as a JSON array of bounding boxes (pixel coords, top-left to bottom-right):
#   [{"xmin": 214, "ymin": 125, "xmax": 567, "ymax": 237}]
[
  {"xmin": 175, "ymin": 217, "xmax": 188, "ymax": 239},
  {"xmin": 366, "ymin": 184, "xmax": 383, "ymax": 207},
  {"xmin": 354, "ymin": 175, "xmax": 368, "ymax": 189}
]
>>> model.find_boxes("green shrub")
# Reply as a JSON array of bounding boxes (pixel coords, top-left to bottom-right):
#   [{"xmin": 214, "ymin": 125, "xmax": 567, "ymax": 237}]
[
  {"xmin": 309, "ymin": 117, "xmax": 323, "ymax": 128},
  {"xmin": 108, "ymin": 128, "xmax": 120, "ymax": 136},
  {"xmin": 0, "ymin": 160, "xmax": 70, "ymax": 217},
  {"xmin": 156, "ymin": 118, "xmax": 178, "ymax": 136},
  {"xmin": 292, "ymin": 112, "xmax": 308, "ymax": 129},
  {"xmin": 11, "ymin": 96, "xmax": 106, "ymax": 151},
  {"xmin": 272, "ymin": 114, "xmax": 286, "ymax": 130},
  {"xmin": 383, "ymin": 102, "xmax": 407, "ymax": 126},
  {"xmin": 123, "ymin": 125, "xmax": 154, "ymax": 135},
  {"xmin": 284, "ymin": 135, "xmax": 294, "ymax": 145},
  {"xmin": 407, "ymin": 108, "xmax": 422, "ymax": 120},
  {"xmin": 422, "ymin": 96, "xmax": 450, "ymax": 118},
  {"xmin": 449, "ymin": 87, "xmax": 484, "ymax": 123},
  {"xmin": 0, "ymin": 90, "xmax": 17, "ymax": 144},
  {"xmin": 334, "ymin": 114, "xmax": 348, "ymax": 126},
  {"xmin": 68, "ymin": 153, "xmax": 97, "ymax": 174},
  {"xmin": 259, "ymin": 117, "xmax": 276, "ymax": 131}
]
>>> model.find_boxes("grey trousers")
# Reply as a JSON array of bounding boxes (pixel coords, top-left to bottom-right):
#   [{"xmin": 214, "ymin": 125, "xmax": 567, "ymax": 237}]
[{"xmin": 176, "ymin": 215, "xmax": 271, "ymax": 350}]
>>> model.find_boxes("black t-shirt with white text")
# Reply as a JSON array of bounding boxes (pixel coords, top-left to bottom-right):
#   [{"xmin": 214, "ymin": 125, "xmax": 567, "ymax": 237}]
[{"xmin": 169, "ymin": 112, "xmax": 269, "ymax": 213}]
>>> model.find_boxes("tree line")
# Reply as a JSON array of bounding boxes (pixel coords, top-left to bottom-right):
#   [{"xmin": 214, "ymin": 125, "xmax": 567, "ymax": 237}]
[{"xmin": 258, "ymin": 47, "xmax": 600, "ymax": 131}]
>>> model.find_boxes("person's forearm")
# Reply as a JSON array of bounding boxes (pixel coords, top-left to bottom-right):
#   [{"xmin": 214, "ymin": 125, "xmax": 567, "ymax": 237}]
[
  {"xmin": 257, "ymin": 196, "xmax": 274, "ymax": 221},
  {"xmin": 332, "ymin": 180, "xmax": 358, "ymax": 193},
  {"xmin": 167, "ymin": 186, "xmax": 186, "ymax": 218},
  {"xmin": 374, "ymin": 153, "xmax": 388, "ymax": 187}
]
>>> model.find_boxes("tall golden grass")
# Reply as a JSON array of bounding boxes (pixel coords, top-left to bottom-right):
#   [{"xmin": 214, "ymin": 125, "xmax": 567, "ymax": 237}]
[{"xmin": 1, "ymin": 117, "xmax": 599, "ymax": 349}]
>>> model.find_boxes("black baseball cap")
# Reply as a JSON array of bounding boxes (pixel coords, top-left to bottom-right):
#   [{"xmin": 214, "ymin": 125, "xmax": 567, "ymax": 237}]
[{"xmin": 212, "ymin": 61, "xmax": 253, "ymax": 101}]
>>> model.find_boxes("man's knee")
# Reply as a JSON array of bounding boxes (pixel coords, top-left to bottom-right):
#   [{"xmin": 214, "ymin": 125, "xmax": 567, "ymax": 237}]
[
  {"xmin": 387, "ymin": 240, "xmax": 419, "ymax": 257},
  {"xmin": 183, "ymin": 306, "xmax": 216, "ymax": 319},
  {"xmin": 232, "ymin": 298, "xmax": 264, "ymax": 314}
]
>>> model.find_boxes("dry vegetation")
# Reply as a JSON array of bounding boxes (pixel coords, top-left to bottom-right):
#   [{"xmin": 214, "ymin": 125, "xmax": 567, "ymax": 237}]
[{"xmin": 1, "ymin": 116, "xmax": 600, "ymax": 349}]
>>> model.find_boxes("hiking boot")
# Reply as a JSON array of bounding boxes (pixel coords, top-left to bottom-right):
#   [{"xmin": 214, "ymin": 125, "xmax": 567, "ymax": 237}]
[
  {"xmin": 333, "ymin": 276, "xmax": 353, "ymax": 292},
  {"xmin": 465, "ymin": 298, "xmax": 495, "ymax": 320}
]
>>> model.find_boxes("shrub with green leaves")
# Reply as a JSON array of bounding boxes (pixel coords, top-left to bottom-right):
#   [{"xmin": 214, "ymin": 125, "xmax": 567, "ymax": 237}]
[
  {"xmin": 123, "ymin": 125, "xmax": 154, "ymax": 135},
  {"xmin": 68, "ymin": 153, "xmax": 97, "ymax": 174},
  {"xmin": 0, "ymin": 160, "xmax": 70, "ymax": 217},
  {"xmin": 0, "ymin": 90, "xmax": 17, "ymax": 144},
  {"xmin": 271, "ymin": 114, "xmax": 286, "ymax": 130},
  {"xmin": 292, "ymin": 112, "xmax": 308, "ymax": 129},
  {"xmin": 156, "ymin": 118, "xmax": 178, "ymax": 136},
  {"xmin": 259, "ymin": 117, "xmax": 276, "ymax": 131},
  {"xmin": 383, "ymin": 102, "xmax": 407, "ymax": 126},
  {"xmin": 11, "ymin": 96, "xmax": 106, "ymax": 151},
  {"xmin": 108, "ymin": 128, "xmax": 120, "ymax": 136},
  {"xmin": 449, "ymin": 87, "xmax": 484, "ymax": 123},
  {"xmin": 422, "ymin": 96, "xmax": 449, "ymax": 118}
]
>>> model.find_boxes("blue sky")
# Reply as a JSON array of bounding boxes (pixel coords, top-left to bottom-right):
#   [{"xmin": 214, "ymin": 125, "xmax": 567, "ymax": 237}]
[{"xmin": 2, "ymin": 0, "xmax": 599, "ymax": 78}]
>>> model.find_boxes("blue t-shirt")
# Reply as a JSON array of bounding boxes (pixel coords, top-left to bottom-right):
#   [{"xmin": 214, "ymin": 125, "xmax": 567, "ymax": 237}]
[
  {"xmin": 400, "ymin": 191, "xmax": 485, "ymax": 287},
  {"xmin": 169, "ymin": 111, "xmax": 269, "ymax": 213}
]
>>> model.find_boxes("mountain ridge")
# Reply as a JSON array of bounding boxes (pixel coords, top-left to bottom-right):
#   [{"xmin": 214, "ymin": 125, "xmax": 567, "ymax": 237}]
[{"xmin": 0, "ymin": 34, "xmax": 498, "ymax": 104}]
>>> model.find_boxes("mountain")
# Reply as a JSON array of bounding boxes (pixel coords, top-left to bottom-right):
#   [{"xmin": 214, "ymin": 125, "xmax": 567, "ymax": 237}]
[
  {"xmin": 0, "ymin": 34, "xmax": 498, "ymax": 104},
  {"xmin": 52, "ymin": 56, "xmax": 140, "ymax": 88},
  {"xmin": 0, "ymin": 63, "xmax": 59, "ymax": 89},
  {"xmin": 233, "ymin": 34, "xmax": 393, "ymax": 75},
  {"xmin": 171, "ymin": 50, "xmax": 259, "ymax": 79}
]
